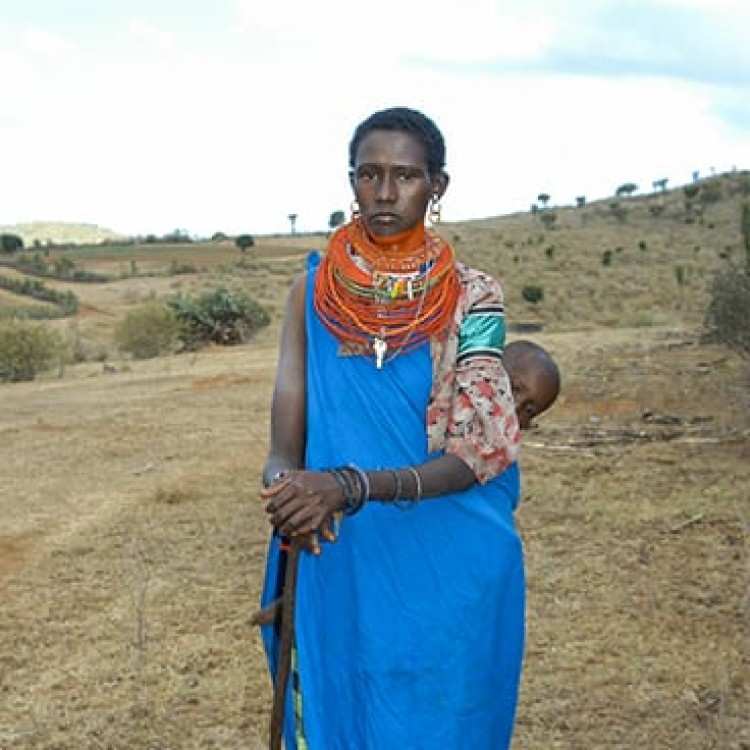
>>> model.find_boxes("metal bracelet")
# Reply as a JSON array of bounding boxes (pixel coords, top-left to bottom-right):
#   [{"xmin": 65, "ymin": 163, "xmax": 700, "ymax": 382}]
[{"xmin": 406, "ymin": 466, "xmax": 423, "ymax": 503}]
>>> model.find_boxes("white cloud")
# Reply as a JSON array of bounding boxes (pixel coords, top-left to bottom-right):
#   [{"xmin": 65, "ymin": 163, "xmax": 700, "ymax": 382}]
[
  {"xmin": 128, "ymin": 19, "xmax": 177, "ymax": 53},
  {"xmin": 0, "ymin": 2, "xmax": 747, "ymax": 236}
]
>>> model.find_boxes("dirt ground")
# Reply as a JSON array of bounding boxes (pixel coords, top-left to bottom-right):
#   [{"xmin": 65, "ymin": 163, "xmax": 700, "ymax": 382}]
[
  {"xmin": 1, "ymin": 199, "xmax": 749, "ymax": 748},
  {"xmin": 1, "ymin": 323, "xmax": 747, "ymax": 749}
]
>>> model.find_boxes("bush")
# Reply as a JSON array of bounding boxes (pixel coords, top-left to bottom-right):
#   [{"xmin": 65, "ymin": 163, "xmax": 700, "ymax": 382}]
[
  {"xmin": 235, "ymin": 234, "xmax": 255, "ymax": 252},
  {"xmin": 0, "ymin": 233, "xmax": 24, "ymax": 253},
  {"xmin": 539, "ymin": 211, "xmax": 557, "ymax": 229},
  {"xmin": 521, "ymin": 285, "xmax": 544, "ymax": 305},
  {"xmin": 167, "ymin": 286, "xmax": 270, "ymax": 350},
  {"xmin": 0, "ymin": 274, "xmax": 79, "ymax": 315},
  {"xmin": 114, "ymin": 303, "xmax": 181, "ymax": 359},
  {"xmin": 0, "ymin": 321, "xmax": 63, "ymax": 382},
  {"xmin": 704, "ymin": 265, "xmax": 750, "ymax": 357}
]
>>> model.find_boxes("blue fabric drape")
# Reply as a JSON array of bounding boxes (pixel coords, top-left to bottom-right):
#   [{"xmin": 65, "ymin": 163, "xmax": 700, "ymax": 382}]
[{"xmin": 261, "ymin": 253, "xmax": 525, "ymax": 749}]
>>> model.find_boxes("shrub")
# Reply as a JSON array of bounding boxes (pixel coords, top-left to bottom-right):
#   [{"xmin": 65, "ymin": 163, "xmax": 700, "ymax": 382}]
[
  {"xmin": 235, "ymin": 234, "xmax": 255, "ymax": 252},
  {"xmin": 0, "ymin": 274, "xmax": 79, "ymax": 315},
  {"xmin": 114, "ymin": 303, "xmax": 181, "ymax": 359},
  {"xmin": 167, "ymin": 286, "xmax": 270, "ymax": 350},
  {"xmin": 609, "ymin": 201, "xmax": 628, "ymax": 223},
  {"xmin": 539, "ymin": 211, "xmax": 557, "ymax": 229},
  {"xmin": 0, "ymin": 321, "xmax": 63, "ymax": 382},
  {"xmin": 521, "ymin": 285, "xmax": 544, "ymax": 304},
  {"xmin": 0, "ymin": 233, "xmax": 24, "ymax": 253},
  {"xmin": 602, "ymin": 249, "xmax": 613, "ymax": 266},
  {"xmin": 704, "ymin": 264, "xmax": 750, "ymax": 357}
]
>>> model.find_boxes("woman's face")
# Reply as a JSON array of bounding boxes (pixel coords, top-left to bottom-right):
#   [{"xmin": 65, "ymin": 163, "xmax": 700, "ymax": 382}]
[{"xmin": 350, "ymin": 129, "xmax": 446, "ymax": 237}]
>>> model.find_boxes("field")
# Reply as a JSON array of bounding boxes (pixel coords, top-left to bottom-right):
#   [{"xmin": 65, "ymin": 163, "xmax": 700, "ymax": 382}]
[{"xmin": 1, "ymin": 175, "xmax": 748, "ymax": 748}]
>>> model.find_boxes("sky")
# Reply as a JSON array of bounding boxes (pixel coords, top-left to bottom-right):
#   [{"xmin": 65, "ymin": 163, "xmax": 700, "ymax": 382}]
[{"xmin": 0, "ymin": 0, "xmax": 748, "ymax": 238}]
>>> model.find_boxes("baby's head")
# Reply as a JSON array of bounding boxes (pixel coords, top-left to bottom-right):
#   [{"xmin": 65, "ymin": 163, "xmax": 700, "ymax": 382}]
[{"xmin": 503, "ymin": 340, "xmax": 561, "ymax": 429}]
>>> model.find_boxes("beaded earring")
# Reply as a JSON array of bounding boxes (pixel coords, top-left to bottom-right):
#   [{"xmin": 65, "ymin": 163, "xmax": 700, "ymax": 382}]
[
  {"xmin": 350, "ymin": 200, "xmax": 361, "ymax": 220},
  {"xmin": 428, "ymin": 195, "xmax": 442, "ymax": 225}
]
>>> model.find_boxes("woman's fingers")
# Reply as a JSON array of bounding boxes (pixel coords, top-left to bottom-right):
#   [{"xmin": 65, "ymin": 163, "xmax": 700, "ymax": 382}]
[{"xmin": 276, "ymin": 500, "xmax": 326, "ymax": 537}]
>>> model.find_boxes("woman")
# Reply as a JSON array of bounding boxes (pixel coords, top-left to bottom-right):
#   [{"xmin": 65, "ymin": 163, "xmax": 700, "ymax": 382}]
[{"xmin": 259, "ymin": 107, "xmax": 523, "ymax": 749}]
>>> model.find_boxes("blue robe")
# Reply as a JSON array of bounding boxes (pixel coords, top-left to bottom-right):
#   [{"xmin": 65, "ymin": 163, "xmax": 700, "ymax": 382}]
[{"xmin": 261, "ymin": 254, "xmax": 525, "ymax": 749}]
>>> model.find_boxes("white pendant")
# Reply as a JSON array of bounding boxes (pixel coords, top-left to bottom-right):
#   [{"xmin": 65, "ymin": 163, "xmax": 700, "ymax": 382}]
[{"xmin": 373, "ymin": 337, "xmax": 387, "ymax": 369}]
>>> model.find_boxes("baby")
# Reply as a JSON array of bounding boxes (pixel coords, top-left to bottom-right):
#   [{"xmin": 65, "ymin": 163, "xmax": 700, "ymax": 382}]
[{"xmin": 503, "ymin": 339, "xmax": 560, "ymax": 429}]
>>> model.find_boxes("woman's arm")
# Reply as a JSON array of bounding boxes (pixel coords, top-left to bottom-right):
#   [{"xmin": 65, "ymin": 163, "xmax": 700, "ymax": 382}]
[{"xmin": 262, "ymin": 273, "xmax": 308, "ymax": 487}]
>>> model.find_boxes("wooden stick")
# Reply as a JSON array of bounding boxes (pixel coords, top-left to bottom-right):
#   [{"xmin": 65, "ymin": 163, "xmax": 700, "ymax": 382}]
[{"xmin": 269, "ymin": 541, "xmax": 300, "ymax": 750}]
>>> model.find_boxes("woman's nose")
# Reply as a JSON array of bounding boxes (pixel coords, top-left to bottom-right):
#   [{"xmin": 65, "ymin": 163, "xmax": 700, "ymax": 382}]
[{"xmin": 375, "ymin": 174, "xmax": 396, "ymax": 202}]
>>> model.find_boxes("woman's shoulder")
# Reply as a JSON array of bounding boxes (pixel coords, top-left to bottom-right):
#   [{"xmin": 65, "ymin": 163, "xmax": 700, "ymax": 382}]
[{"xmin": 454, "ymin": 261, "xmax": 504, "ymax": 307}]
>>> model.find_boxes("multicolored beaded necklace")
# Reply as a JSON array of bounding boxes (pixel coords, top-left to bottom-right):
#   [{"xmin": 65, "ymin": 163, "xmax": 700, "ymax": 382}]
[{"xmin": 314, "ymin": 217, "xmax": 460, "ymax": 368}]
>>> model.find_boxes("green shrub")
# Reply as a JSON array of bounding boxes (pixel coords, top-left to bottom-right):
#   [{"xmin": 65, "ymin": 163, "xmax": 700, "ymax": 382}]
[
  {"xmin": 167, "ymin": 286, "xmax": 270, "ymax": 350},
  {"xmin": 114, "ymin": 303, "xmax": 181, "ymax": 359},
  {"xmin": 539, "ymin": 211, "xmax": 557, "ymax": 229},
  {"xmin": 235, "ymin": 234, "xmax": 255, "ymax": 252},
  {"xmin": 521, "ymin": 285, "xmax": 544, "ymax": 305},
  {"xmin": 0, "ymin": 321, "xmax": 63, "ymax": 382},
  {"xmin": 602, "ymin": 249, "xmax": 613, "ymax": 266},
  {"xmin": 0, "ymin": 274, "xmax": 78, "ymax": 315},
  {"xmin": 704, "ymin": 265, "xmax": 750, "ymax": 357}
]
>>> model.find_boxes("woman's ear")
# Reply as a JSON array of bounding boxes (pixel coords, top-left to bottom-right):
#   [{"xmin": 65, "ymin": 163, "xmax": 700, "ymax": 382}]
[{"xmin": 432, "ymin": 172, "xmax": 450, "ymax": 200}]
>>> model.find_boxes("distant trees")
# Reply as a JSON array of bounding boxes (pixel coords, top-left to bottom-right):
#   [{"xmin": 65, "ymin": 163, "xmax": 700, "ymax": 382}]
[
  {"xmin": 235, "ymin": 234, "xmax": 255, "ymax": 253},
  {"xmin": 537, "ymin": 193, "xmax": 550, "ymax": 209},
  {"xmin": 0, "ymin": 233, "xmax": 24, "ymax": 253},
  {"xmin": 575, "ymin": 196, "xmax": 586, "ymax": 208},
  {"xmin": 329, "ymin": 210, "xmax": 346, "ymax": 230},
  {"xmin": 615, "ymin": 183, "xmax": 638, "ymax": 197},
  {"xmin": 652, "ymin": 178, "xmax": 669, "ymax": 193},
  {"xmin": 288, "ymin": 214, "xmax": 298, "ymax": 235}
]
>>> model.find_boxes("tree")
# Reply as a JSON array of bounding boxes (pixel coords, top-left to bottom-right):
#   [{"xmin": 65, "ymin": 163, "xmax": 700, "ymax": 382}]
[
  {"xmin": 652, "ymin": 178, "xmax": 668, "ymax": 193},
  {"xmin": 235, "ymin": 234, "xmax": 255, "ymax": 253},
  {"xmin": 575, "ymin": 196, "xmax": 586, "ymax": 208},
  {"xmin": 615, "ymin": 183, "xmax": 638, "ymax": 197},
  {"xmin": 0, "ymin": 233, "xmax": 24, "ymax": 253},
  {"xmin": 537, "ymin": 193, "xmax": 550, "ymax": 208},
  {"xmin": 288, "ymin": 214, "xmax": 298, "ymax": 235},
  {"xmin": 329, "ymin": 210, "xmax": 346, "ymax": 230}
]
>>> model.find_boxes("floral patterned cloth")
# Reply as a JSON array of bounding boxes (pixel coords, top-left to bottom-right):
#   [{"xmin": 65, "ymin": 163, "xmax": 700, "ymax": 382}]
[{"xmin": 427, "ymin": 262, "xmax": 520, "ymax": 483}]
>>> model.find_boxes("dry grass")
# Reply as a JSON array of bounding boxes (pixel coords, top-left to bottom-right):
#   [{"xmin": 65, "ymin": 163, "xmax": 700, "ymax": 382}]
[{"xmin": 0, "ymin": 174, "xmax": 748, "ymax": 748}]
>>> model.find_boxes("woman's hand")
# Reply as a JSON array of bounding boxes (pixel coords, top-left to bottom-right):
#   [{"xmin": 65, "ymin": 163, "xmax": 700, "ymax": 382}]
[{"xmin": 261, "ymin": 470, "xmax": 345, "ymax": 546}]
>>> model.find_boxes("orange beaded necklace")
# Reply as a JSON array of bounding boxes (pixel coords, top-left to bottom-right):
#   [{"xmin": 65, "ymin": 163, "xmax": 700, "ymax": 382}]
[{"xmin": 314, "ymin": 217, "xmax": 460, "ymax": 367}]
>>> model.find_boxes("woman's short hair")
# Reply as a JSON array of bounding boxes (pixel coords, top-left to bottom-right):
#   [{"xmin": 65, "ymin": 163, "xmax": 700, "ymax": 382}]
[{"xmin": 348, "ymin": 107, "xmax": 446, "ymax": 178}]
